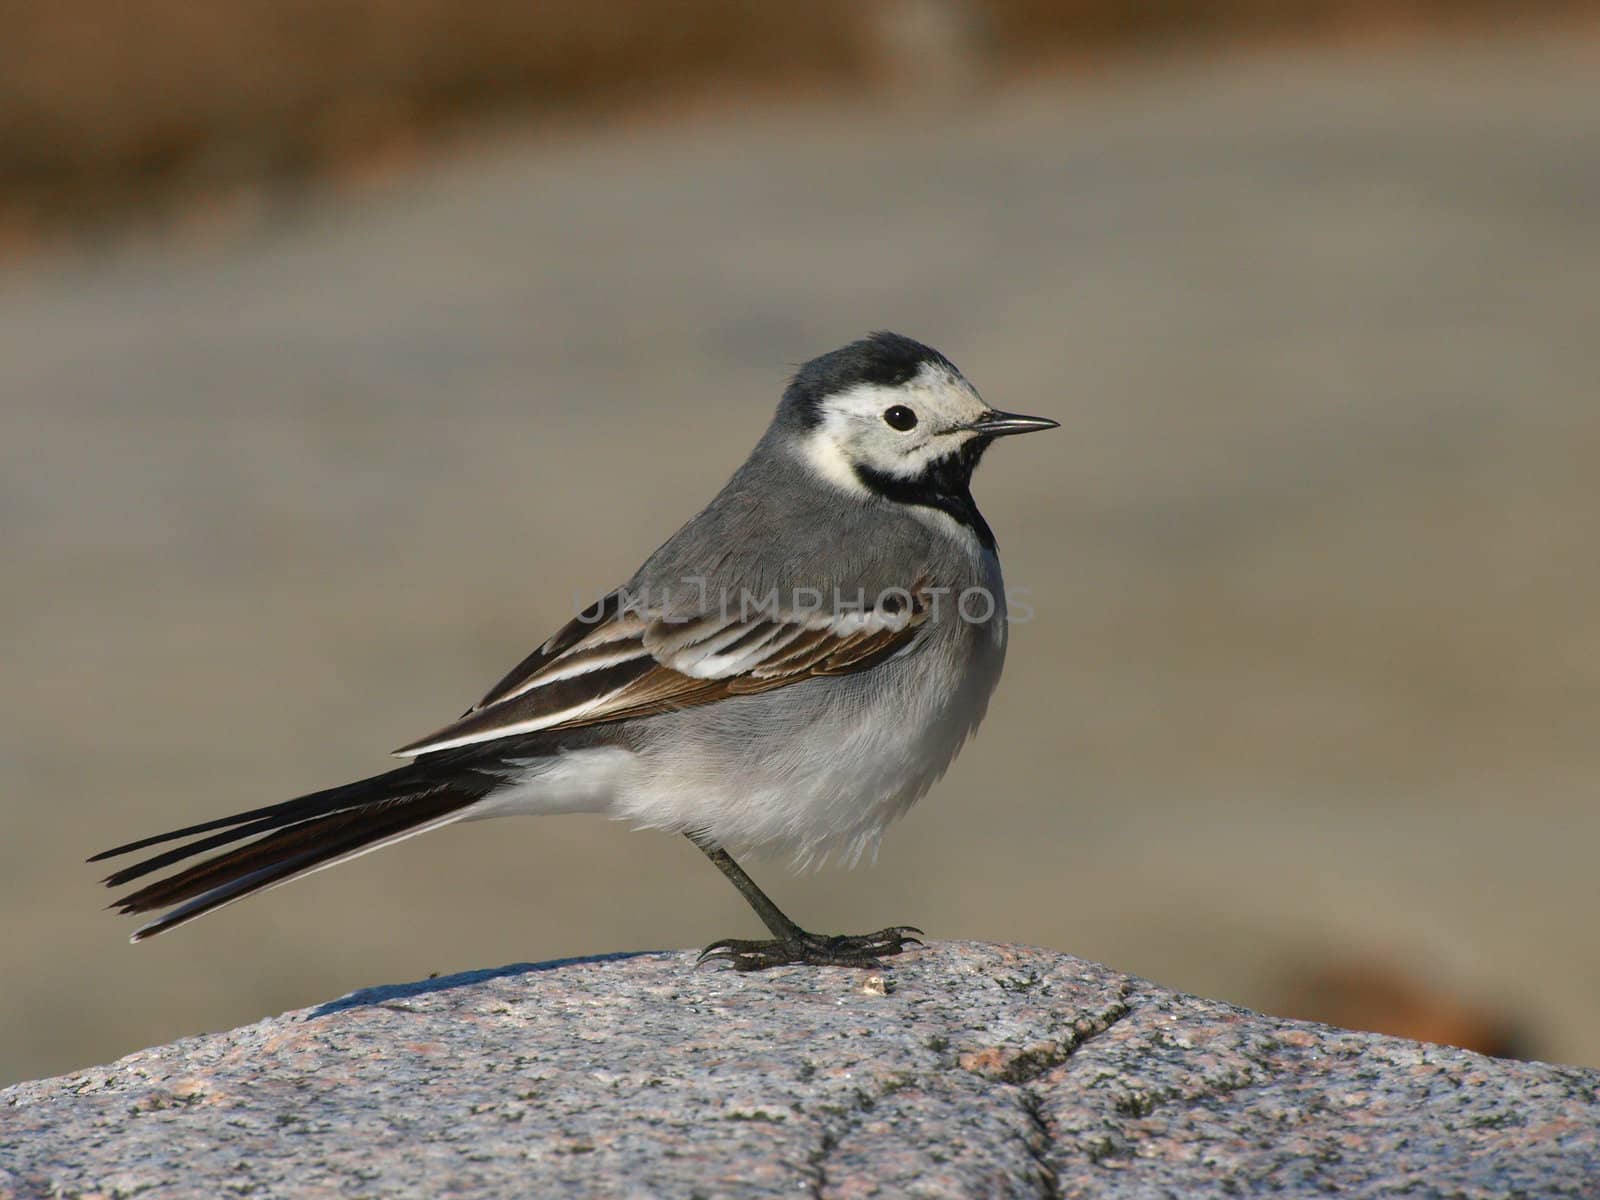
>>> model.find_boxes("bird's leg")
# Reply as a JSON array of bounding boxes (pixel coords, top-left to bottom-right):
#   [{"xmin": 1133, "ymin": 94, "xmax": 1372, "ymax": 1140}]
[{"xmin": 687, "ymin": 834, "xmax": 922, "ymax": 971}]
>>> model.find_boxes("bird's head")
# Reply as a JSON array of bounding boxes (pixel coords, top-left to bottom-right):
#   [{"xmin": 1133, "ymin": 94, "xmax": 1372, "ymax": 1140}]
[{"xmin": 777, "ymin": 332, "xmax": 1057, "ymax": 500}]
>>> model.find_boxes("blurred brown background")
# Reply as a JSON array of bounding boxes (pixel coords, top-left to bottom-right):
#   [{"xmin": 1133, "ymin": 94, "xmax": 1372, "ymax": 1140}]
[{"xmin": 4, "ymin": 2, "xmax": 1599, "ymax": 1087}]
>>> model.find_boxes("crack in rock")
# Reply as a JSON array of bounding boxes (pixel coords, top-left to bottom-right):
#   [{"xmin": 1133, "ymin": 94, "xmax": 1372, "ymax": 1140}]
[
  {"xmin": 801, "ymin": 1126, "xmax": 837, "ymax": 1200},
  {"xmin": 793, "ymin": 1083, "xmax": 887, "ymax": 1198},
  {"xmin": 942, "ymin": 981, "xmax": 1138, "ymax": 1197},
  {"xmin": 1019, "ymin": 1086, "xmax": 1064, "ymax": 1200},
  {"xmin": 988, "ymin": 984, "xmax": 1139, "ymax": 1086}
]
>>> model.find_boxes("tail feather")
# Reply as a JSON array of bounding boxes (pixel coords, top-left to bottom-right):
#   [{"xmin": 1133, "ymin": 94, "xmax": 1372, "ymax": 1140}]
[
  {"xmin": 87, "ymin": 761, "xmax": 439, "ymax": 864},
  {"xmin": 92, "ymin": 755, "xmax": 502, "ymax": 941},
  {"xmin": 125, "ymin": 792, "xmax": 479, "ymax": 941},
  {"xmin": 98, "ymin": 813, "xmax": 294, "ymax": 890}
]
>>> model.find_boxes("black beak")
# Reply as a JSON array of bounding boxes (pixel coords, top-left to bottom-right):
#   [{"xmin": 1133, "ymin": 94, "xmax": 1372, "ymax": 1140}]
[{"xmin": 967, "ymin": 409, "xmax": 1060, "ymax": 437}]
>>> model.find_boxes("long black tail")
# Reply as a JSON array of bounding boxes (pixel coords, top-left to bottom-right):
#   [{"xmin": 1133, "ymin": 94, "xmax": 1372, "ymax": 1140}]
[{"xmin": 90, "ymin": 752, "xmax": 503, "ymax": 941}]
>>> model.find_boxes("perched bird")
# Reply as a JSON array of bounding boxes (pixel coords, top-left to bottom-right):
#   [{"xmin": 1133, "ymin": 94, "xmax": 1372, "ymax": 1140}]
[{"xmin": 92, "ymin": 332, "xmax": 1057, "ymax": 969}]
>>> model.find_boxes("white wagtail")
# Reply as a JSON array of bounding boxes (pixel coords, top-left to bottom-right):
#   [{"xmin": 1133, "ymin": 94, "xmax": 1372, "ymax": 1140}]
[{"xmin": 92, "ymin": 333, "xmax": 1057, "ymax": 969}]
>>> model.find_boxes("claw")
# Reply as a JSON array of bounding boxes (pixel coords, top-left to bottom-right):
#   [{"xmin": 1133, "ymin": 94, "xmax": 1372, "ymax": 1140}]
[{"xmin": 694, "ymin": 939, "xmax": 743, "ymax": 968}]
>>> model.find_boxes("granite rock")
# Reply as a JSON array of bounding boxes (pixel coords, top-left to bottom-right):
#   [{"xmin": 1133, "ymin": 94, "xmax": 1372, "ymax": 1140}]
[{"xmin": 3, "ymin": 942, "xmax": 1596, "ymax": 1198}]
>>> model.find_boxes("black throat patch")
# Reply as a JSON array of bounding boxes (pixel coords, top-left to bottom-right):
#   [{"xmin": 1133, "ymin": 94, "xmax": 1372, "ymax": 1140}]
[{"xmin": 854, "ymin": 438, "xmax": 997, "ymax": 552}]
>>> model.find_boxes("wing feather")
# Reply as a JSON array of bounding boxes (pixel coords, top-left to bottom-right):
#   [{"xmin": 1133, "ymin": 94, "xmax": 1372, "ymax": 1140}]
[{"xmin": 393, "ymin": 581, "xmax": 931, "ymax": 757}]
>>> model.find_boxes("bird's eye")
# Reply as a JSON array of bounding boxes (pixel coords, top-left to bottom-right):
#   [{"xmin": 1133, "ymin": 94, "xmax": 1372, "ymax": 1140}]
[{"xmin": 883, "ymin": 405, "xmax": 918, "ymax": 431}]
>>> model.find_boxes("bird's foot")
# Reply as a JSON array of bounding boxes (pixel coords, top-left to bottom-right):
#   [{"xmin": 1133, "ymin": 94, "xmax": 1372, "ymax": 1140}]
[{"xmin": 697, "ymin": 926, "xmax": 923, "ymax": 971}]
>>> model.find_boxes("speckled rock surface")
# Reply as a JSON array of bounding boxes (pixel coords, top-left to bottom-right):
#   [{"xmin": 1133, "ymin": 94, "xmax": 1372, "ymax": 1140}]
[{"xmin": 3, "ymin": 942, "xmax": 1596, "ymax": 1198}]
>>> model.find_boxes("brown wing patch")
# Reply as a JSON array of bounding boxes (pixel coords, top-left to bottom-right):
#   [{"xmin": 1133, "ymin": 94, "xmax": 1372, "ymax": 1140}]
[
  {"xmin": 396, "ymin": 580, "xmax": 934, "ymax": 755},
  {"xmin": 546, "ymin": 621, "xmax": 921, "ymax": 726}
]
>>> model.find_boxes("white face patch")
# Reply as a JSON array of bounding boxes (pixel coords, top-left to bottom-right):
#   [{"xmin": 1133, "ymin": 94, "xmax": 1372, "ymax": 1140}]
[
  {"xmin": 799, "ymin": 420, "xmax": 873, "ymax": 495},
  {"xmin": 797, "ymin": 362, "xmax": 991, "ymax": 489}
]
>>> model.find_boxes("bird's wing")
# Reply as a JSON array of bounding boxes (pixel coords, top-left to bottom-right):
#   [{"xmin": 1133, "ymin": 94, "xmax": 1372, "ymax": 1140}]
[{"xmin": 392, "ymin": 580, "xmax": 932, "ymax": 757}]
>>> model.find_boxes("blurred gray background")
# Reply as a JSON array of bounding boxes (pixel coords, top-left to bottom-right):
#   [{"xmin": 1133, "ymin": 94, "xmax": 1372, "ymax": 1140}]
[{"xmin": 4, "ymin": 18, "xmax": 1599, "ymax": 1085}]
